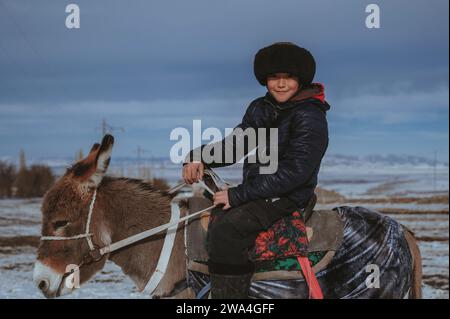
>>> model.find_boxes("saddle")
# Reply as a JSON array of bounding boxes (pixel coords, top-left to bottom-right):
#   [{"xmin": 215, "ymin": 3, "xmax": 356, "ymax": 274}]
[{"xmin": 185, "ymin": 196, "xmax": 344, "ymax": 281}]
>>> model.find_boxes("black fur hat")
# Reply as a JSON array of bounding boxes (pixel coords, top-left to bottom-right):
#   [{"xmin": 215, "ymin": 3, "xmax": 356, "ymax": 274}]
[{"xmin": 254, "ymin": 42, "xmax": 316, "ymax": 86}]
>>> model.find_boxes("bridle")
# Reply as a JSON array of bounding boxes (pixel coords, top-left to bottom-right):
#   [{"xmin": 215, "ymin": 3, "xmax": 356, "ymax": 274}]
[{"xmin": 40, "ymin": 188, "xmax": 103, "ymax": 270}]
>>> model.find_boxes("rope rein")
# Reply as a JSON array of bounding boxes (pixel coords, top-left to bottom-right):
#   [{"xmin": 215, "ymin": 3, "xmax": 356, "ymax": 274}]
[{"xmin": 99, "ymin": 202, "xmax": 214, "ymax": 255}]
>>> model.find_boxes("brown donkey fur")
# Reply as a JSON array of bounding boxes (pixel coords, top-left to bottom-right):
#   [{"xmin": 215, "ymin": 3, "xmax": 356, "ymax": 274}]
[
  {"xmin": 36, "ymin": 135, "xmax": 192, "ymax": 298},
  {"xmin": 403, "ymin": 226, "xmax": 423, "ymax": 299}
]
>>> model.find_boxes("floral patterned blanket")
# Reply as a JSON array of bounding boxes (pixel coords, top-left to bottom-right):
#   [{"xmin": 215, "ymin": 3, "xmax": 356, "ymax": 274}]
[{"xmin": 250, "ymin": 211, "xmax": 309, "ymax": 261}]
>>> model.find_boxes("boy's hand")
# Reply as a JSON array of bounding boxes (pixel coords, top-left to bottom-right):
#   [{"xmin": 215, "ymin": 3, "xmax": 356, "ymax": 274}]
[
  {"xmin": 213, "ymin": 188, "xmax": 231, "ymax": 210},
  {"xmin": 183, "ymin": 162, "xmax": 204, "ymax": 184}
]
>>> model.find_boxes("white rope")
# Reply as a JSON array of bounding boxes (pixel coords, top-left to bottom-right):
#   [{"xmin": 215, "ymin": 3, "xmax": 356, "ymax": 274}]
[
  {"xmin": 197, "ymin": 180, "xmax": 215, "ymax": 196},
  {"xmin": 167, "ymin": 182, "xmax": 186, "ymax": 195},
  {"xmin": 85, "ymin": 189, "xmax": 97, "ymax": 237},
  {"xmin": 144, "ymin": 200, "xmax": 181, "ymax": 296},
  {"xmin": 40, "ymin": 189, "xmax": 97, "ymax": 251},
  {"xmin": 85, "ymin": 189, "xmax": 97, "ymax": 250},
  {"xmin": 100, "ymin": 203, "xmax": 215, "ymax": 255},
  {"xmin": 40, "ymin": 233, "xmax": 93, "ymax": 241},
  {"xmin": 170, "ymin": 180, "xmax": 214, "ymax": 197}
]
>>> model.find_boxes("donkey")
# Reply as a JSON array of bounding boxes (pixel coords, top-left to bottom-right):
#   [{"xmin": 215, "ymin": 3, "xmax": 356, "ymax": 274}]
[
  {"xmin": 33, "ymin": 135, "xmax": 422, "ymax": 298},
  {"xmin": 33, "ymin": 135, "xmax": 191, "ymax": 298}
]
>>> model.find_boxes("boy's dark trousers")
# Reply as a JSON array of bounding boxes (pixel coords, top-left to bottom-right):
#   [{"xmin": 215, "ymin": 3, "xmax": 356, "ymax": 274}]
[{"xmin": 206, "ymin": 197, "xmax": 300, "ymax": 298}]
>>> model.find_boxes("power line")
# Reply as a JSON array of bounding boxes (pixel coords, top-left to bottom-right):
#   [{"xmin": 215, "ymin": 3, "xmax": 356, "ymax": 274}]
[
  {"xmin": 95, "ymin": 118, "xmax": 125, "ymax": 137},
  {"xmin": 134, "ymin": 146, "xmax": 148, "ymax": 169}
]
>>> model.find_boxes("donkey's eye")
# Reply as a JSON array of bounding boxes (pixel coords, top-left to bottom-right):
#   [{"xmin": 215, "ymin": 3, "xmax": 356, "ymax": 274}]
[{"xmin": 53, "ymin": 220, "xmax": 69, "ymax": 230}]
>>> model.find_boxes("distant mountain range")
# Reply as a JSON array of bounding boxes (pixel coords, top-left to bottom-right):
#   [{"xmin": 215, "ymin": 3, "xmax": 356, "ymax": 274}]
[
  {"xmin": 1, "ymin": 153, "xmax": 448, "ymax": 170},
  {"xmin": 321, "ymin": 154, "xmax": 448, "ymax": 168}
]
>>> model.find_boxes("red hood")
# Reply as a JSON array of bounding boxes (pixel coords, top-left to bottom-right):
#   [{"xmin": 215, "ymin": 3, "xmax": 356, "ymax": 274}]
[
  {"xmin": 265, "ymin": 82, "xmax": 329, "ymax": 112},
  {"xmin": 291, "ymin": 83, "xmax": 325, "ymax": 103}
]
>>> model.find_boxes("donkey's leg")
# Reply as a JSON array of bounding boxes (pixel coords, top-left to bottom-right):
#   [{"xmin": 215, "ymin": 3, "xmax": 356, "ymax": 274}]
[{"xmin": 403, "ymin": 227, "xmax": 422, "ymax": 299}]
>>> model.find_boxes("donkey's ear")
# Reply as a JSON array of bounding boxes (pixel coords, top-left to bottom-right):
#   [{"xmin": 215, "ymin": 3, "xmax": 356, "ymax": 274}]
[
  {"xmin": 71, "ymin": 135, "xmax": 114, "ymax": 187},
  {"xmin": 89, "ymin": 143, "xmax": 101, "ymax": 155},
  {"xmin": 90, "ymin": 134, "xmax": 114, "ymax": 186}
]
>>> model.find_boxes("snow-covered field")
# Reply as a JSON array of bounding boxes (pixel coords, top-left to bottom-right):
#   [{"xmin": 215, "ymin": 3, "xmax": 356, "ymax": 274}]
[{"xmin": 0, "ymin": 162, "xmax": 448, "ymax": 299}]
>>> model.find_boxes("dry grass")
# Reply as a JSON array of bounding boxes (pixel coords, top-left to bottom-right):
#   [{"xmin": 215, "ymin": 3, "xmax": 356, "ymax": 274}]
[
  {"xmin": 346, "ymin": 195, "xmax": 449, "ymax": 205},
  {"xmin": 364, "ymin": 179, "xmax": 415, "ymax": 196},
  {"xmin": 316, "ymin": 185, "xmax": 448, "ymax": 206},
  {"xmin": 0, "ymin": 236, "xmax": 39, "ymax": 248},
  {"xmin": 377, "ymin": 208, "xmax": 449, "ymax": 215},
  {"xmin": 316, "ymin": 186, "xmax": 346, "ymax": 204}
]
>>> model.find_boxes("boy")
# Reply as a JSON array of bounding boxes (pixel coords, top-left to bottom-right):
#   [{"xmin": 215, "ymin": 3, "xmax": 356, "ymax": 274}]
[{"xmin": 183, "ymin": 42, "xmax": 330, "ymax": 298}]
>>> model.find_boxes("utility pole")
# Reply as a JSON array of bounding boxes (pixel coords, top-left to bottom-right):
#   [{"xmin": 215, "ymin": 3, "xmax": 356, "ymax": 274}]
[
  {"xmin": 134, "ymin": 146, "xmax": 150, "ymax": 179},
  {"xmin": 135, "ymin": 146, "xmax": 146, "ymax": 170},
  {"xmin": 19, "ymin": 149, "xmax": 26, "ymax": 172},
  {"xmin": 95, "ymin": 118, "xmax": 125, "ymax": 137},
  {"xmin": 433, "ymin": 150, "xmax": 437, "ymax": 193},
  {"xmin": 75, "ymin": 149, "xmax": 84, "ymax": 162}
]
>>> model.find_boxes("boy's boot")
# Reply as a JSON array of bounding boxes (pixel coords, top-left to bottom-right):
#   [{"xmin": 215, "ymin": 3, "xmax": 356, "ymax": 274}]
[{"xmin": 209, "ymin": 272, "xmax": 253, "ymax": 299}]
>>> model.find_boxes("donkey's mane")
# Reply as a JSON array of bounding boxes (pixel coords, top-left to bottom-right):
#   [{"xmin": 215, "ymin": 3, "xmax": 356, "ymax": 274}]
[
  {"xmin": 63, "ymin": 165, "xmax": 175, "ymax": 199},
  {"xmin": 110, "ymin": 177, "xmax": 174, "ymax": 199},
  {"xmin": 96, "ymin": 176, "xmax": 173, "ymax": 228}
]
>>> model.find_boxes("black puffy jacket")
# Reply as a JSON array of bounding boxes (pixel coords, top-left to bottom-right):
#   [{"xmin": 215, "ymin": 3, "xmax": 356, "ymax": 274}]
[{"xmin": 187, "ymin": 83, "xmax": 330, "ymax": 208}]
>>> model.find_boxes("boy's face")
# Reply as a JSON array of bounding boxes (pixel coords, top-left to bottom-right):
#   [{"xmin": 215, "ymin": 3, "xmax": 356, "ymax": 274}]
[{"xmin": 266, "ymin": 73, "xmax": 300, "ymax": 103}]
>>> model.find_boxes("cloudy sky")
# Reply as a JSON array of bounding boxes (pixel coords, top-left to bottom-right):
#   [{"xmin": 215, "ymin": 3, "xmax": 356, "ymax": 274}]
[{"xmin": 0, "ymin": 0, "xmax": 448, "ymax": 163}]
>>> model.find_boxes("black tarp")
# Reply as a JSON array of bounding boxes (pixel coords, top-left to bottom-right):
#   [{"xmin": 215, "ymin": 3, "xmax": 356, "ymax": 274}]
[{"xmin": 188, "ymin": 206, "xmax": 414, "ymax": 299}]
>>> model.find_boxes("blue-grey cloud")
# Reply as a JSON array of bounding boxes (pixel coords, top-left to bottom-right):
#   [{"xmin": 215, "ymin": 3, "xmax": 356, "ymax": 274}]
[{"xmin": 0, "ymin": 0, "xmax": 448, "ymax": 162}]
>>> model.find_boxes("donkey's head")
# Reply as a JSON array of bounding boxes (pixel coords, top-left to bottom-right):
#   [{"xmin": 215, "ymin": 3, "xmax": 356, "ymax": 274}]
[{"xmin": 33, "ymin": 134, "xmax": 114, "ymax": 298}]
